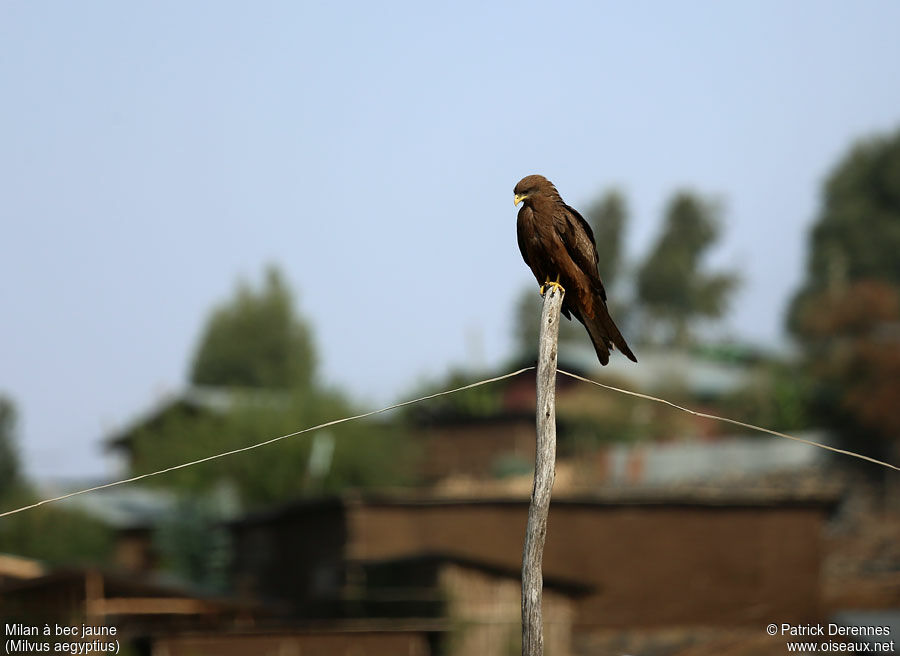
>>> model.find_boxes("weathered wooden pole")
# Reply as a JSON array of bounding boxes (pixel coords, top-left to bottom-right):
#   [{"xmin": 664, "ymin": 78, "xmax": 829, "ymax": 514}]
[{"xmin": 521, "ymin": 284, "xmax": 564, "ymax": 656}]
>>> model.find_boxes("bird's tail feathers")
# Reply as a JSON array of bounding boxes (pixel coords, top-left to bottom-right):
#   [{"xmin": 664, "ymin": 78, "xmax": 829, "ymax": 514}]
[
  {"xmin": 583, "ymin": 317, "xmax": 611, "ymax": 365},
  {"xmin": 603, "ymin": 310, "xmax": 638, "ymax": 363},
  {"xmin": 582, "ymin": 309, "xmax": 638, "ymax": 365}
]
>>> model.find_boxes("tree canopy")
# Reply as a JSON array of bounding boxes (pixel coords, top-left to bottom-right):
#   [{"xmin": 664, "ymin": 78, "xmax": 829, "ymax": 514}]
[
  {"xmin": 129, "ymin": 265, "xmax": 414, "ymax": 507},
  {"xmin": 788, "ymin": 128, "xmax": 900, "ymax": 333},
  {"xmin": 584, "ymin": 189, "xmax": 628, "ymax": 289},
  {"xmin": 787, "ymin": 128, "xmax": 900, "ymax": 460},
  {"xmin": 190, "ymin": 266, "xmax": 316, "ymax": 390},
  {"xmin": 635, "ymin": 191, "xmax": 739, "ymax": 345},
  {"xmin": 0, "ymin": 395, "xmax": 21, "ymax": 500},
  {"xmin": 0, "ymin": 395, "xmax": 113, "ymax": 564},
  {"xmin": 129, "ymin": 388, "xmax": 413, "ymax": 506}
]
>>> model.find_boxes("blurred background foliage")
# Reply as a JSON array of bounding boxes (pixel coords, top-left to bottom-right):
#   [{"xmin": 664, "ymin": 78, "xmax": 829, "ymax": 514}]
[
  {"xmin": 635, "ymin": 192, "xmax": 741, "ymax": 346},
  {"xmin": 0, "ymin": 399, "xmax": 112, "ymax": 562},
  {"xmin": 1, "ymin": 125, "xmax": 899, "ymax": 575},
  {"xmin": 127, "ymin": 268, "xmax": 416, "ymax": 506},
  {"xmin": 401, "ymin": 368, "xmax": 508, "ymax": 421},
  {"xmin": 190, "ymin": 266, "xmax": 317, "ymax": 391},
  {"xmin": 788, "ymin": 128, "xmax": 900, "ymax": 461}
]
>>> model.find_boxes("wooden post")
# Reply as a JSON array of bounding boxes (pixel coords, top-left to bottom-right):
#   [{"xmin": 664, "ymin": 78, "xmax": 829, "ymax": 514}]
[{"xmin": 521, "ymin": 285, "xmax": 564, "ymax": 656}]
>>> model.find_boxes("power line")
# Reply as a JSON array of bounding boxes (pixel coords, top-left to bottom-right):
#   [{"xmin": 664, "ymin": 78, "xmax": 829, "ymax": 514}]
[
  {"xmin": 0, "ymin": 367, "xmax": 535, "ymax": 519},
  {"xmin": 557, "ymin": 368, "xmax": 900, "ymax": 472},
  {"xmin": 1, "ymin": 365, "xmax": 896, "ymax": 519}
]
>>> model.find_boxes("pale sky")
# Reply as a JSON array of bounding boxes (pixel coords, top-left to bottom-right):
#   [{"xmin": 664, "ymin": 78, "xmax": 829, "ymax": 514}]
[{"xmin": 2, "ymin": 1, "xmax": 899, "ymax": 480}]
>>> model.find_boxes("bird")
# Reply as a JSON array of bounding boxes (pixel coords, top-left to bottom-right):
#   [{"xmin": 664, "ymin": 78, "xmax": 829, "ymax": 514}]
[{"xmin": 514, "ymin": 174, "xmax": 637, "ymax": 365}]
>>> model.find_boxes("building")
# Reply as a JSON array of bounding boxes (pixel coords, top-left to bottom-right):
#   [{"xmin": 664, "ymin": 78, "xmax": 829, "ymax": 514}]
[{"xmin": 228, "ymin": 490, "xmax": 837, "ymax": 654}]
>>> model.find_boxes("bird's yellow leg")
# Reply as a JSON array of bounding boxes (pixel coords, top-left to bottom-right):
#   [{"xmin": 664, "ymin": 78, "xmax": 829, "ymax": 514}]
[
  {"xmin": 540, "ymin": 274, "xmax": 565, "ymax": 296},
  {"xmin": 539, "ymin": 275, "xmax": 551, "ymax": 295}
]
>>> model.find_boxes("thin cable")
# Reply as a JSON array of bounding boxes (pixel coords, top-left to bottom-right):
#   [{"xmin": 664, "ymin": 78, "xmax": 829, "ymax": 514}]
[
  {"xmin": 557, "ymin": 368, "xmax": 900, "ymax": 472},
  {"xmin": 5, "ymin": 364, "xmax": 895, "ymax": 519},
  {"xmin": 0, "ymin": 367, "xmax": 536, "ymax": 519}
]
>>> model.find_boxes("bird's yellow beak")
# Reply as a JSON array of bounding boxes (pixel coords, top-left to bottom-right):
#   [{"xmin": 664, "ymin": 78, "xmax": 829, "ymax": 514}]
[{"xmin": 514, "ymin": 193, "xmax": 527, "ymax": 206}]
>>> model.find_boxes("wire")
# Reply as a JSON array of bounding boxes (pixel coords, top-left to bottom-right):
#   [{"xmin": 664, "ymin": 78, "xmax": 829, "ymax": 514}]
[
  {"xmin": 557, "ymin": 368, "xmax": 900, "ymax": 472},
  {"xmin": 2, "ymin": 364, "xmax": 896, "ymax": 519},
  {"xmin": 0, "ymin": 367, "xmax": 536, "ymax": 519}
]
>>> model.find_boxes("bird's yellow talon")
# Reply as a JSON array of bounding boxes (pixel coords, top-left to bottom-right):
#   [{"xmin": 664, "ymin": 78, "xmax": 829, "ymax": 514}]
[{"xmin": 540, "ymin": 278, "xmax": 565, "ymax": 296}]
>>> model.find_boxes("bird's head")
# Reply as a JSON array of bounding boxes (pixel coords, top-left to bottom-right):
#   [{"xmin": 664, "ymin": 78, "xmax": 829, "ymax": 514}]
[{"xmin": 514, "ymin": 174, "xmax": 558, "ymax": 206}]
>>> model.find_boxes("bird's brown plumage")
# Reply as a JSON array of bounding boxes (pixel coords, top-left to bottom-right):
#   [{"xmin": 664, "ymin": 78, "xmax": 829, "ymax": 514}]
[{"xmin": 514, "ymin": 174, "xmax": 637, "ymax": 365}]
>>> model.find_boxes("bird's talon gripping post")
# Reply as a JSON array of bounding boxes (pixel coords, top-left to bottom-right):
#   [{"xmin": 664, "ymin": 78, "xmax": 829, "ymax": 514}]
[
  {"xmin": 546, "ymin": 281, "xmax": 564, "ymax": 296},
  {"xmin": 542, "ymin": 275, "xmax": 564, "ymax": 297},
  {"xmin": 540, "ymin": 275, "xmax": 564, "ymax": 297}
]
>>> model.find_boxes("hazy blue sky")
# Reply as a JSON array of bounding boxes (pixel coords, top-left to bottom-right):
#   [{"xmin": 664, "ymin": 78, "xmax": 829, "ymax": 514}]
[{"xmin": 2, "ymin": 1, "xmax": 899, "ymax": 480}]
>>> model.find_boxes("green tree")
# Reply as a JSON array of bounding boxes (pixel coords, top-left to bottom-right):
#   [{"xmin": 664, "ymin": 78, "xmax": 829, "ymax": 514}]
[
  {"xmin": 787, "ymin": 129, "xmax": 900, "ymax": 467},
  {"xmin": 127, "ymin": 265, "xmax": 415, "ymax": 508},
  {"xmin": 0, "ymin": 396, "xmax": 112, "ymax": 564},
  {"xmin": 190, "ymin": 266, "xmax": 316, "ymax": 389},
  {"xmin": 584, "ymin": 189, "xmax": 628, "ymax": 288},
  {"xmin": 792, "ymin": 280, "xmax": 900, "ymax": 461},
  {"xmin": 129, "ymin": 389, "xmax": 414, "ymax": 506},
  {"xmin": 636, "ymin": 191, "xmax": 739, "ymax": 345},
  {"xmin": 0, "ymin": 395, "xmax": 21, "ymax": 499},
  {"xmin": 788, "ymin": 128, "xmax": 900, "ymax": 332},
  {"xmin": 0, "ymin": 501, "xmax": 112, "ymax": 564}
]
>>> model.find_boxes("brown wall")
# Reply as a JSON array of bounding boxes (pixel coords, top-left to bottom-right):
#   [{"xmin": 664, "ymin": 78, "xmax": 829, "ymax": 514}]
[
  {"xmin": 231, "ymin": 502, "xmax": 348, "ymax": 605},
  {"xmin": 345, "ymin": 500, "xmax": 824, "ymax": 629},
  {"xmin": 420, "ymin": 417, "xmax": 535, "ymax": 481}
]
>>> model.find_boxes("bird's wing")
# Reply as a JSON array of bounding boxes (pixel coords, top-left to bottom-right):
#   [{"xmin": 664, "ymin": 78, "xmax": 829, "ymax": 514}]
[
  {"xmin": 557, "ymin": 203, "xmax": 637, "ymax": 363},
  {"xmin": 557, "ymin": 204, "xmax": 607, "ymax": 301}
]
